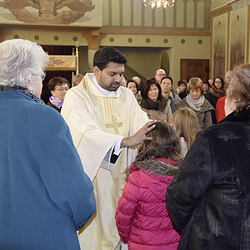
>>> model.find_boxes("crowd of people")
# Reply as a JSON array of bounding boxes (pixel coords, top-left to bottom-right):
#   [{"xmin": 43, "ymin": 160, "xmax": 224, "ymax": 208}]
[{"xmin": 1, "ymin": 39, "xmax": 250, "ymax": 250}]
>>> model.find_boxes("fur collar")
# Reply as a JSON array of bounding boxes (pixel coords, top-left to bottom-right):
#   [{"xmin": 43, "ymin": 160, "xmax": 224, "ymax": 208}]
[{"xmin": 133, "ymin": 159, "xmax": 179, "ymax": 177}]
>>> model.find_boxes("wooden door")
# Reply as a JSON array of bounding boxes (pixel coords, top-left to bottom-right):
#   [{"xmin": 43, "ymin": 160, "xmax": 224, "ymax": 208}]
[{"xmin": 180, "ymin": 59, "xmax": 210, "ymax": 81}]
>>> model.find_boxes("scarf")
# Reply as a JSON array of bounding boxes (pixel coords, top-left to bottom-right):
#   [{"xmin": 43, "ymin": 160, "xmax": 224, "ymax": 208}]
[
  {"xmin": 211, "ymin": 85, "xmax": 225, "ymax": 99},
  {"xmin": 15, "ymin": 88, "xmax": 42, "ymax": 103},
  {"xmin": 49, "ymin": 95, "xmax": 63, "ymax": 109},
  {"xmin": 140, "ymin": 95, "xmax": 168, "ymax": 112},
  {"xmin": 186, "ymin": 94, "xmax": 205, "ymax": 111}
]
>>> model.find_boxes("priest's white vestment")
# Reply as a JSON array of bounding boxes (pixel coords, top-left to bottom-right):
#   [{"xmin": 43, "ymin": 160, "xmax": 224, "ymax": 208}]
[{"xmin": 61, "ymin": 73, "xmax": 149, "ymax": 250}]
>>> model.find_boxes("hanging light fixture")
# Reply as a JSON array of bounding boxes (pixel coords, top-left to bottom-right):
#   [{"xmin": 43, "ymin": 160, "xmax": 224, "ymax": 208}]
[{"xmin": 143, "ymin": 0, "xmax": 175, "ymax": 9}]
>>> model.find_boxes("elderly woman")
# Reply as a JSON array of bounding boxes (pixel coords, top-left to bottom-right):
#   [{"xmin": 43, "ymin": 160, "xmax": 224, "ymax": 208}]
[
  {"xmin": 47, "ymin": 76, "xmax": 69, "ymax": 112},
  {"xmin": 175, "ymin": 77, "xmax": 214, "ymax": 129},
  {"xmin": 0, "ymin": 39, "xmax": 96, "ymax": 249},
  {"xmin": 166, "ymin": 63, "xmax": 250, "ymax": 250},
  {"xmin": 140, "ymin": 77, "xmax": 172, "ymax": 123}
]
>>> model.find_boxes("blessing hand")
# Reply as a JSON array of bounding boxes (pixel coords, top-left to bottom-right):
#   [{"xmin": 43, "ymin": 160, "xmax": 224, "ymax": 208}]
[{"xmin": 120, "ymin": 120, "xmax": 157, "ymax": 148}]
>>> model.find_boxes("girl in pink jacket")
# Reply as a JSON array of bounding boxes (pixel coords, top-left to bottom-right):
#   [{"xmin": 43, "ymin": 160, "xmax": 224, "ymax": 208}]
[{"xmin": 115, "ymin": 122, "xmax": 182, "ymax": 249}]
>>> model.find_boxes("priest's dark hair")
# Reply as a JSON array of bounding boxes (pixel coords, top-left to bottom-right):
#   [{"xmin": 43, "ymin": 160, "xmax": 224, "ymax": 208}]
[{"xmin": 93, "ymin": 47, "xmax": 127, "ymax": 71}]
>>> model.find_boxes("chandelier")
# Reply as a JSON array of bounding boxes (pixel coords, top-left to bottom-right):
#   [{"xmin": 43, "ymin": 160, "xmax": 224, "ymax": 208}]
[{"xmin": 143, "ymin": 0, "xmax": 175, "ymax": 9}]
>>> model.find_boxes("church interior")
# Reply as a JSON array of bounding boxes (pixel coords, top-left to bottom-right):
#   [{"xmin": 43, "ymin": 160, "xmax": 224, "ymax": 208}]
[
  {"xmin": 1, "ymin": 1, "xmax": 250, "ymax": 249},
  {"xmin": 0, "ymin": 0, "xmax": 248, "ymax": 90}
]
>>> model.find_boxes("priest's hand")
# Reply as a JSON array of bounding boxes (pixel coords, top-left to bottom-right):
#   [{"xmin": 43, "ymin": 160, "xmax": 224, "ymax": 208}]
[{"xmin": 120, "ymin": 120, "xmax": 157, "ymax": 148}]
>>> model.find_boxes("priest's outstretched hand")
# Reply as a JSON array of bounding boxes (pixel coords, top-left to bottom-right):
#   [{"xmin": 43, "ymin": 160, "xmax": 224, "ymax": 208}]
[{"xmin": 120, "ymin": 120, "xmax": 157, "ymax": 148}]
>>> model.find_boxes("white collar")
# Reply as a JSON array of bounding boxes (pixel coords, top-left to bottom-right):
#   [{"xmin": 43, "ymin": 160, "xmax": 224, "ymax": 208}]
[{"xmin": 89, "ymin": 74, "xmax": 117, "ymax": 97}]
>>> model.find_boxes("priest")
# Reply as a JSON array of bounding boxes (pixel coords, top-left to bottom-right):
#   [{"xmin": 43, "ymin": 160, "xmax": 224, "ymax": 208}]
[{"xmin": 61, "ymin": 47, "xmax": 155, "ymax": 250}]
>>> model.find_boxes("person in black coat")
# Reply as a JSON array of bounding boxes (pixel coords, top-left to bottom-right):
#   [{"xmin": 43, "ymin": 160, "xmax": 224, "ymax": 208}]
[
  {"xmin": 166, "ymin": 63, "xmax": 250, "ymax": 250},
  {"xmin": 203, "ymin": 80, "xmax": 217, "ymax": 123}
]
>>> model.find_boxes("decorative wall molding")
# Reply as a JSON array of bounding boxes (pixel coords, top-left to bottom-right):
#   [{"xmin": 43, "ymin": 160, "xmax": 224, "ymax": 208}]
[
  {"xmin": 211, "ymin": 5, "xmax": 233, "ymax": 17},
  {"xmin": 100, "ymin": 28, "xmax": 210, "ymax": 36}
]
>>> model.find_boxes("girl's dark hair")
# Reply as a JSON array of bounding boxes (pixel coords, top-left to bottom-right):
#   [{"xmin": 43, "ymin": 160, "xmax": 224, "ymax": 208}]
[
  {"xmin": 125, "ymin": 122, "xmax": 183, "ymax": 181},
  {"xmin": 141, "ymin": 78, "xmax": 162, "ymax": 99}
]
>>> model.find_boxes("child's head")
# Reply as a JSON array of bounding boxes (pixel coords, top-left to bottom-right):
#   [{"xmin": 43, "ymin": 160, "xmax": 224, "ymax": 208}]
[
  {"xmin": 177, "ymin": 80, "xmax": 187, "ymax": 92},
  {"xmin": 172, "ymin": 107, "xmax": 201, "ymax": 149},
  {"xmin": 135, "ymin": 122, "xmax": 182, "ymax": 165},
  {"xmin": 203, "ymin": 80, "xmax": 210, "ymax": 93}
]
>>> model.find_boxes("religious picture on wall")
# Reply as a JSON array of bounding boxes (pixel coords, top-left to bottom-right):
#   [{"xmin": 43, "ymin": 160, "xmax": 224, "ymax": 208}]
[
  {"xmin": 229, "ymin": 6, "xmax": 247, "ymax": 70},
  {"xmin": 0, "ymin": 0, "xmax": 102, "ymax": 26},
  {"xmin": 212, "ymin": 14, "xmax": 227, "ymax": 79}
]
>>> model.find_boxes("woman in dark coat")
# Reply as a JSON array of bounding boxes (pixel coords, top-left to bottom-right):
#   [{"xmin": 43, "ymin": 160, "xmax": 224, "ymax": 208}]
[
  {"xmin": 166, "ymin": 63, "xmax": 250, "ymax": 250},
  {"xmin": 140, "ymin": 78, "xmax": 172, "ymax": 123}
]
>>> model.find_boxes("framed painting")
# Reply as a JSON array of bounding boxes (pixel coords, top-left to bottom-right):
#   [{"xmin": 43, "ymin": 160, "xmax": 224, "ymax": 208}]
[
  {"xmin": 0, "ymin": 0, "xmax": 102, "ymax": 27},
  {"xmin": 212, "ymin": 13, "xmax": 227, "ymax": 78},
  {"xmin": 229, "ymin": 6, "xmax": 248, "ymax": 70}
]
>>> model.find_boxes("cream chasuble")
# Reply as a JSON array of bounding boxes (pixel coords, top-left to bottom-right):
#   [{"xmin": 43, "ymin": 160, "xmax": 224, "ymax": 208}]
[{"xmin": 61, "ymin": 74, "xmax": 149, "ymax": 250}]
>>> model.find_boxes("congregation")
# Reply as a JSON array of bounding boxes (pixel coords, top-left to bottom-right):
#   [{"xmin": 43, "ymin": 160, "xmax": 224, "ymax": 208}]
[
  {"xmin": 1, "ymin": 39, "xmax": 250, "ymax": 250},
  {"xmin": 42, "ymin": 64, "xmax": 230, "ymax": 130}
]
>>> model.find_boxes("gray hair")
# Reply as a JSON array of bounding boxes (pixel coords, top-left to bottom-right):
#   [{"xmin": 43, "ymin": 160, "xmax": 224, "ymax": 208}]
[{"xmin": 0, "ymin": 39, "xmax": 50, "ymax": 89}]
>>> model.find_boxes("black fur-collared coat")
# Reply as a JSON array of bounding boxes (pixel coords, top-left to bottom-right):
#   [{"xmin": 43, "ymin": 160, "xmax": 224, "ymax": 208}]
[{"xmin": 166, "ymin": 109, "xmax": 250, "ymax": 250}]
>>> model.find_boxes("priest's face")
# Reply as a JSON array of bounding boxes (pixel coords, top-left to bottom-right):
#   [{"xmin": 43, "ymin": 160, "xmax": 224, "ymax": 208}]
[{"xmin": 94, "ymin": 62, "xmax": 125, "ymax": 92}]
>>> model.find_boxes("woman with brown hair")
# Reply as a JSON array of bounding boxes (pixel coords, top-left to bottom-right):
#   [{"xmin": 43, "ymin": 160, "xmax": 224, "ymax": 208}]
[
  {"xmin": 140, "ymin": 77, "xmax": 172, "ymax": 123},
  {"xmin": 47, "ymin": 76, "xmax": 69, "ymax": 112},
  {"xmin": 166, "ymin": 64, "xmax": 250, "ymax": 250},
  {"xmin": 175, "ymin": 77, "xmax": 214, "ymax": 129}
]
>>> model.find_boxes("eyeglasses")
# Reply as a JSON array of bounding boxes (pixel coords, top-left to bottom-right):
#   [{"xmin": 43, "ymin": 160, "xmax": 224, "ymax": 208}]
[
  {"xmin": 54, "ymin": 87, "xmax": 69, "ymax": 91},
  {"xmin": 156, "ymin": 74, "xmax": 166, "ymax": 76}
]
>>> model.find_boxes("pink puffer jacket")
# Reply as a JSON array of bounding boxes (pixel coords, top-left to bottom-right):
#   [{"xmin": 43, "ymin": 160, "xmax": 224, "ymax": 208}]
[{"xmin": 115, "ymin": 158, "xmax": 180, "ymax": 249}]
